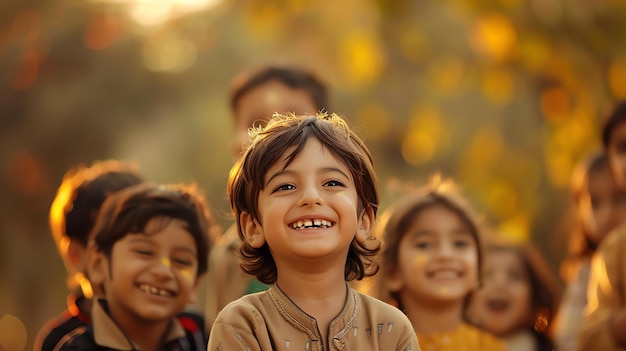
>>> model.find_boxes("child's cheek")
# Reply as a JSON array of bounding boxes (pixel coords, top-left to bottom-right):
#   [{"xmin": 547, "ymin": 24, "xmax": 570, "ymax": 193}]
[
  {"xmin": 180, "ymin": 267, "xmax": 194, "ymax": 282},
  {"xmin": 411, "ymin": 253, "xmax": 428, "ymax": 270}
]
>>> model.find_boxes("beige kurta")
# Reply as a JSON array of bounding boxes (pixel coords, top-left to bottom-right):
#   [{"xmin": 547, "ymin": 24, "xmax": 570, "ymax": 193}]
[
  {"xmin": 208, "ymin": 284, "xmax": 420, "ymax": 351},
  {"xmin": 578, "ymin": 224, "xmax": 626, "ymax": 351}
]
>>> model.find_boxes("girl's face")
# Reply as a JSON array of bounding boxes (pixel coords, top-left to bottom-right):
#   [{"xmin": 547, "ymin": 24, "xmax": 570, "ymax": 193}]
[
  {"xmin": 389, "ymin": 205, "xmax": 479, "ymax": 305},
  {"xmin": 579, "ymin": 165, "xmax": 626, "ymax": 245},
  {"xmin": 469, "ymin": 249, "xmax": 532, "ymax": 337},
  {"xmin": 608, "ymin": 121, "xmax": 626, "ymax": 189}
]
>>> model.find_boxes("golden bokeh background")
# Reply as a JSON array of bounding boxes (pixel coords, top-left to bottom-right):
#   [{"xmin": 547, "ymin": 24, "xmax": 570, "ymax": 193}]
[{"xmin": 2, "ymin": 0, "xmax": 626, "ymax": 348}]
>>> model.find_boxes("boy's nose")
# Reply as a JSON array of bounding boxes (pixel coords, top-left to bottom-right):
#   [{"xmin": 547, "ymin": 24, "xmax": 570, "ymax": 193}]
[
  {"xmin": 152, "ymin": 257, "xmax": 175, "ymax": 278},
  {"xmin": 297, "ymin": 184, "xmax": 323, "ymax": 207}
]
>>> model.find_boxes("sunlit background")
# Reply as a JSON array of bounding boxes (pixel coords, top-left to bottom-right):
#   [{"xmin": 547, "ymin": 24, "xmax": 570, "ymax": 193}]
[{"xmin": 2, "ymin": 0, "xmax": 626, "ymax": 348}]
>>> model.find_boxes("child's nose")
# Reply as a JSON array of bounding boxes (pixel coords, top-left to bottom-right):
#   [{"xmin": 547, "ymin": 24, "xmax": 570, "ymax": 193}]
[
  {"xmin": 151, "ymin": 257, "xmax": 175, "ymax": 278},
  {"xmin": 297, "ymin": 184, "xmax": 323, "ymax": 207},
  {"xmin": 436, "ymin": 242, "xmax": 455, "ymax": 258}
]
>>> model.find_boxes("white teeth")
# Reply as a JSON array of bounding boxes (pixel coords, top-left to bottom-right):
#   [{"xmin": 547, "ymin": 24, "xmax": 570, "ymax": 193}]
[
  {"xmin": 139, "ymin": 283, "xmax": 172, "ymax": 297},
  {"xmin": 291, "ymin": 219, "xmax": 333, "ymax": 229}
]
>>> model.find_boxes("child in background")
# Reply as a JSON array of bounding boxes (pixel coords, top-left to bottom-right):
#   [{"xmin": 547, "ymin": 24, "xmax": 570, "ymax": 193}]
[
  {"xmin": 579, "ymin": 100, "xmax": 626, "ymax": 350},
  {"xmin": 376, "ymin": 179, "xmax": 505, "ymax": 351},
  {"xmin": 205, "ymin": 65, "xmax": 330, "ymax": 332},
  {"xmin": 208, "ymin": 113, "xmax": 420, "ymax": 350},
  {"xmin": 34, "ymin": 160, "xmax": 144, "ymax": 351},
  {"xmin": 59, "ymin": 183, "xmax": 213, "ymax": 350},
  {"xmin": 468, "ymin": 241, "xmax": 561, "ymax": 351},
  {"xmin": 552, "ymin": 151, "xmax": 626, "ymax": 351}
]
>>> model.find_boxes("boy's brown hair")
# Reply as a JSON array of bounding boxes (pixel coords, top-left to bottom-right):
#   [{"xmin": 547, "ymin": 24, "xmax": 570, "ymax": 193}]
[
  {"xmin": 377, "ymin": 179, "xmax": 484, "ymax": 309},
  {"xmin": 228, "ymin": 113, "xmax": 380, "ymax": 284},
  {"xmin": 91, "ymin": 183, "xmax": 214, "ymax": 277}
]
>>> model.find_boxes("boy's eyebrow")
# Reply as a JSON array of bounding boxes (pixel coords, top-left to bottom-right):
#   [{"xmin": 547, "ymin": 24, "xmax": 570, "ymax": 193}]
[
  {"xmin": 127, "ymin": 237, "xmax": 198, "ymax": 255},
  {"xmin": 266, "ymin": 167, "xmax": 351, "ymax": 186}
]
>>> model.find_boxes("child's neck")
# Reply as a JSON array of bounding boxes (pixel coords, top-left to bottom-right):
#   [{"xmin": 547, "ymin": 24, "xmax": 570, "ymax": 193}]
[
  {"xmin": 402, "ymin": 296, "xmax": 465, "ymax": 335},
  {"xmin": 110, "ymin": 310, "xmax": 172, "ymax": 351},
  {"xmin": 276, "ymin": 265, "xmax": 348, "ymax": 348}
]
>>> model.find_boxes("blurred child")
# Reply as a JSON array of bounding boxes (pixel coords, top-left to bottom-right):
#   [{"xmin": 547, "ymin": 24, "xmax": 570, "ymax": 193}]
[
  {"xmin": 377, "ymin": 179, "xmax": 505, "ymax": 351},
  {"xmin": 58, "ymin": 183, "xmax": 213, "ymax": 350},
  {"xmin": 552, "ymin": 150, "xmax": 626, "ymax": 351},
  {"xmin": 468, "ymin": 241, "xmax": 561, "ymax": 351},
  {"xmin": 579, "ymin": 100, "xmax": 626, "ymax": 350},
  {"xmin": 34, "ymin": 160, "xmax": 144, "ymax": 351},
  {"xmin": 208, "ymin": 113, "xmax": 420, "ymax": 350},
  {"xmin": 205, "ymin": 65, "xmax": 329, "ymax": 332}
]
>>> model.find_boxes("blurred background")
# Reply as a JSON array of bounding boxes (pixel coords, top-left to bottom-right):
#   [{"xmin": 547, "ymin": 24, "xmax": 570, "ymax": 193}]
[{"xmin": 2, "ymin": 0, "xmax": 626, "ymax": 347}]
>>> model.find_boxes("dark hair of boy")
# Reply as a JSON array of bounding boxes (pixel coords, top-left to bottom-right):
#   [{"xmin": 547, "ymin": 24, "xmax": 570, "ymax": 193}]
[
  {"xmin": 230, "ymin": 66, "xmax": 328, "ymax": 117},
  {"xmin": 91, "ymin": 183, "xmax": 213, "ymax": 276},
  {"xmin": 228, "ymin": 113, "xmax": 380, "ymax": 284}
]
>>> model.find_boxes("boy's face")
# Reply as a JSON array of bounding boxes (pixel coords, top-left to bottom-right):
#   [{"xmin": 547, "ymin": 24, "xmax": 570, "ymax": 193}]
[
  {"xmin": 388, "ymin": 205, "xmax": 478, "ymax": 306},
  {"xmin": 468, "ymin": 249, "xmax": 532, "ymax": 337},
  {"xmin": 608, "ymin": 121, "xmax": 626, "ymax": 188},
  {"xmin": 241, "ymin": 137, "xmax": 372, "ymax": 277},
  {"xmin": 91, "ymin": 217, "xmax": 199, "ymax": 323},
  {"xmin": 232, "ymin": 80, "xmax": 318, "ymax": 156}
]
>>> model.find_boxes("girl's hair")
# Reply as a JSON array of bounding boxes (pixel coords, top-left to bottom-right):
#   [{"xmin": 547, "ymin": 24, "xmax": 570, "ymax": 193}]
[
  {"xmin": 91, "ymin": 183, "xmax": 215, "ymax": 277},
  {"xmin": 601, "ymin": 100, "xmax": 626, "ymax": 148},
  {"xmin": 377, "ymin": 179, "xmax": 484, "ymax": 309},
  {"xmin": 483, "ymin": 242, "xmax": 561, "ymax": 351},
  {"xmin": 559, "ymin": 151, "xmax": 608, "ymax": 280},
  {"xmin": 228, "ymin": 113, "xmax": 380, "ymax": 284}
]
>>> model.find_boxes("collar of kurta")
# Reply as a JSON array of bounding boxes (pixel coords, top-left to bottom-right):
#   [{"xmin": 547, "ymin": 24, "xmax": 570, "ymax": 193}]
[
  {"xmin": 269, "ymin": 282, "xmax": 358, "ymax": 349},
  {"xmin": 91, "ymin": 298, "xmax": 186, "ymax": 350}
]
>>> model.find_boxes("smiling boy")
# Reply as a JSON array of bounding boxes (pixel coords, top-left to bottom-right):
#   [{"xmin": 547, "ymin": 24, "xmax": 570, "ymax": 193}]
[
  {"xmin": 59, "ymin": 183, "xmax": 212, "ymax": 351},
  {"xmin": 208, "ymin": 113, "xmax": 420, "ymax": 351}
]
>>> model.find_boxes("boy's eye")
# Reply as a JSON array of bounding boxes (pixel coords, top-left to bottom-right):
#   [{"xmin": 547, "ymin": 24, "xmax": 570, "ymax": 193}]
[
  {"xmin": 172, "ymin": 258, "xmax": 194, "ymax": 267},
  {"xmin": 273, "ymin": 183, "xmax": 295, "ymax": 192},
  {"xmin": 324, "ymin": 179, "xmax": 345, "ymax": 187},
  {"xmin": 134, "ymin": 249, "xmax": 153, "ymax": 256}
]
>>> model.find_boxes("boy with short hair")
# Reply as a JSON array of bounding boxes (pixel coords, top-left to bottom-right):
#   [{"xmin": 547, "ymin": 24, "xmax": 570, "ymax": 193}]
[
  {"xmin": 59, "ymin": 183, "xmax": 213, "ymax": 350},
  {"xmin": 208, "ymin": 113, "xmax": 420, "ymax": 350},
  {"xmin": 35, "ymin": 160, "xmax": 144, "ymax": 351},
  {"xmin": 206, "ymin": 65, "xmax": 330, "ymax": 331}
]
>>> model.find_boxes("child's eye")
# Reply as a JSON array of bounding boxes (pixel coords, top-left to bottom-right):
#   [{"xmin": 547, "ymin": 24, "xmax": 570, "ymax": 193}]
[
  {"xmin": 453, "ymin": 239, "xmax": 472, "ymax": 249},
  {"xmin": 415, "ymin": 241, "xmax": 432, "ymax": 249},
  {"xmin": 135, "ymin": 249, "xmax": 153, "ymax": 256},
  {"xmin": 324, "ymin": 179, "xmax": 345, "ymax": 187},
  {"xmin": 172, "ymin": 258, "xmax": 194, "ymax": 267},
  {"xmin": 272, "ymin": 183, "xmax": 296, "ymax": 193}
]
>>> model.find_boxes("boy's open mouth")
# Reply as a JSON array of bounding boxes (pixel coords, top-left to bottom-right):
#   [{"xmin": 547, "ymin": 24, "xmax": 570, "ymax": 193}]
[
  {"xmin": 138, "ymin": 283, "xmax": 174, "ymax": 297},
  {"xmin": 291, "ymin": 219, "xmax": 334, "ymax": 229}
]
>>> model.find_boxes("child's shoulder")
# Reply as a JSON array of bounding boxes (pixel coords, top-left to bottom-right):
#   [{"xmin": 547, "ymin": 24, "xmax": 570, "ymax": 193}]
[{"xmin": 355, "ymin": 290, "xmax": 405, "ymax": 315}]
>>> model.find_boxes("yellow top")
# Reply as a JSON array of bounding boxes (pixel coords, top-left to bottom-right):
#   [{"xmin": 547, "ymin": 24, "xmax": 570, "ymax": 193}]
[{"xmin": 417, "ymin": 323, "xmax": 505, "ymax": 351}]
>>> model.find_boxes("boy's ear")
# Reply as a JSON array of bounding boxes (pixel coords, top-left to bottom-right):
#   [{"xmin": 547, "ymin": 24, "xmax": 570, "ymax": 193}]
[
  {"xmin": 240, "ymin": 212, "xmax": 265, "ymax": 248},
  {"xmin": 355, "ymin": 207, "xmax": 374, "ymax": 244},
  {"xmin": 67, "ymin": 240, "xmax": 87, "ymax": 273},
  {"xmin": 87, "ymin": 245, "xmax": 108, "ymax": 289}
]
